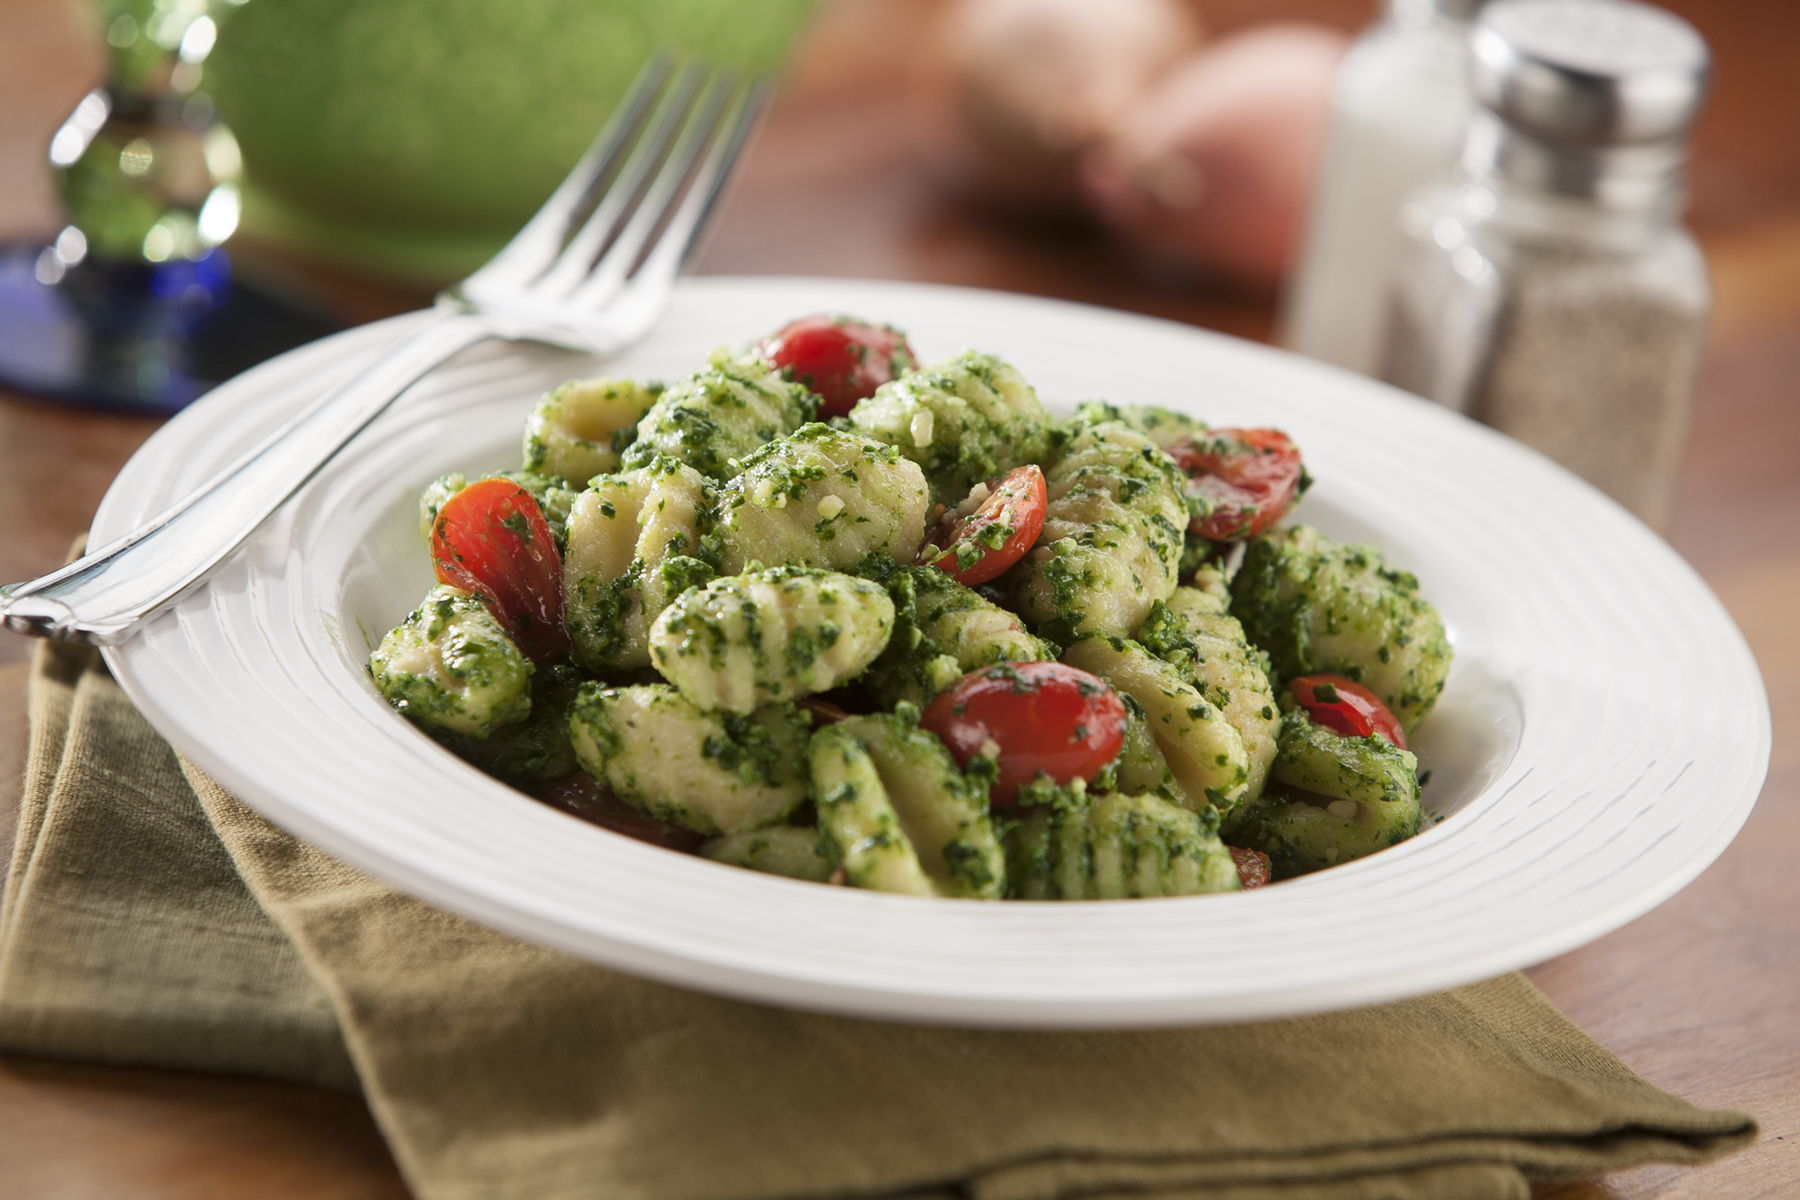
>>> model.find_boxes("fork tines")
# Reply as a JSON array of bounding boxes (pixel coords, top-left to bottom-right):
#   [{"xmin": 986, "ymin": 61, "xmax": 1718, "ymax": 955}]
[{"xmin": 464, "ymin": 56, "xmax": 770, "ymax": 310}]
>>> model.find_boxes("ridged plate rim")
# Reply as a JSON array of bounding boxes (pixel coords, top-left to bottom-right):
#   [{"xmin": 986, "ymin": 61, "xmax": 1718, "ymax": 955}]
[{"xmin": 93, "ymin": 276, "xmax": 1769, "ymax": 1027}]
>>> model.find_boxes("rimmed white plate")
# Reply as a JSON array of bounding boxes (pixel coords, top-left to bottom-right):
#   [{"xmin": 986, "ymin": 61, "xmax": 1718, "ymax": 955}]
[{"xmin": 94, "ymin": 277, "xmax": 1769, "ymax": 1027}]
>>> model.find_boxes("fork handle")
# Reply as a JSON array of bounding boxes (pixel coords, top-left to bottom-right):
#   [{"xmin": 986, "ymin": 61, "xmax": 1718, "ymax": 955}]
[{"xmin": 0, "ymin": 310, "xmax": 495, "ymax": 645}]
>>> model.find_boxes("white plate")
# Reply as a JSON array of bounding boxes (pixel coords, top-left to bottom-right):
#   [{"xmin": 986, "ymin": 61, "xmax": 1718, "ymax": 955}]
[{"xmin": 95, "ymin": 277, "xmax": 1769, "ymax": 1027}]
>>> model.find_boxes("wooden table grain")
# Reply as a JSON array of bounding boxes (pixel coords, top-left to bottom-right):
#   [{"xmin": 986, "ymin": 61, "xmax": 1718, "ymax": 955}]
[{"xmin": 1, "ymin": 1, "xmax": 1795, "ymax": 1197}]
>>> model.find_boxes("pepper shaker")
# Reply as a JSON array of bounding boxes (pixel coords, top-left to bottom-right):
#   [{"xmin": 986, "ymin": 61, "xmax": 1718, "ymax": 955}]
[{"xmin": 1380, "ymin": 0, "xmax": 1710, "ymax": 530}]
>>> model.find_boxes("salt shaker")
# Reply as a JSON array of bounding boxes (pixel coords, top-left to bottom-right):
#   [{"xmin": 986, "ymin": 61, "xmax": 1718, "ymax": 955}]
[
  {"xmin": 1381, "ymin": 0, "xmax": 1710, "ymax": 530},
  {"xmin": 1280, "ymin": 0, "xmax": 1490, "ymax": 375}
]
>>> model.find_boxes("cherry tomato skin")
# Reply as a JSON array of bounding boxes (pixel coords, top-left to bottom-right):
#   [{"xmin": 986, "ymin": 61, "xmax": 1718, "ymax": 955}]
[
  {"xmin": 1288, "ymin": 674, "xmax": 1408, "ymax": 750},
  {"xmin": 430, "ymin": 478, "xmax": 569, "ymax": 662},
  {"xmin": 922, "ymin": 465, "xmax": 1049, "ymax": 586},
  {"xmin": 1167, "ymin": 427, "xmax": 1306, "ymax": 542},
  {"xmin": 757, "ymin": 314, "xmax": 917, "ymax": 418},
  {"xmin": 920, "ymin": 662, "xmax": 1126, "ymax": 807},
  {"xmin": 1229, "ymin": 845, "xmax": 1273, "ymax": 889}
]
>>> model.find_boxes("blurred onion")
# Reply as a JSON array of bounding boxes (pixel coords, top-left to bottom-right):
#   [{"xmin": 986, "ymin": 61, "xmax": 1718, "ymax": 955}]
[
  {"xmin": 944, "ymin": 0, "xmax": 1202, "ymax": 210},
  {"xmin": 1082, "ymin": 24, "xmax": 1347, "ymax": 292}
]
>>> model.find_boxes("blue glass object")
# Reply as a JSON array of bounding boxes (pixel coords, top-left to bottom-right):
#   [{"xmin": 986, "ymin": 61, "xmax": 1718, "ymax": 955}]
[
  {"xmin": 0, "ymin": 0, "xmax": 334, "ymax": 414},
  {"xmin": 0, "ymin": 240, "xmax": 336, "ymax": 414}
]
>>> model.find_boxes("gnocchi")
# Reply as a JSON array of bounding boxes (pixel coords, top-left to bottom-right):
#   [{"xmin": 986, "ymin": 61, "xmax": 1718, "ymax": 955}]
[
  {"xmin": 649, "ymin": 566, "xmax": 896, "ymax": 714},
  {"xmin": 715, "ymin": 424, "xmax": 929, "ymax": 574},
  {"xmin": 371, "ymin": 315, "xmax": 1453, "ymax": 895},
  {"xmin": 1009, "ymin": 415, "xmax": 1188, "ymax": 639}
]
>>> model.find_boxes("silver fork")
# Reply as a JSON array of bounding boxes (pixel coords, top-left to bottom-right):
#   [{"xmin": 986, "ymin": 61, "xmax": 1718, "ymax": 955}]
[{"xmin": 0, "ymin": 57, "xmax": 768, "ymax": 645}]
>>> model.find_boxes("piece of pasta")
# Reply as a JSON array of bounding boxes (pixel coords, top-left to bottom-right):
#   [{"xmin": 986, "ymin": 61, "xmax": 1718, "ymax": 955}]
[
  {"xmin": 1230, "ymin": 525, "xmax": 1453, "ymax": 733},
  {"xmin": 430, "ymin": 661, "xmax": 582, "ymax": 784},
  {"xmin": 1062, "ymin": 635, "xmax": 1251, "ymax": 815},
  {"xmin": 1008, "ymin": 417, "xmax": 1187, "ymax": 639},
  {"xmin": 1222, "ymin": 708, "xmax": 1422, "ymax": 877},
  {"xmin": 370, "ymin": 585, "xmax": 532, "ymax": 739},
  {"xmin": 810, "ymin": 712, "xmax": 1005, "ymax": 898},
  {"xmin": 522, "ymin": 377, "xmax": 662, "ymax": 486},
  {"xmin": 649, "ymin": 566, "xmax": 896, "ymax": 714},
  {"xmin": 700, "ymin": 826, "xmax": 838, "ymax": 883},
  {"xmin": 621, "ymin": 350, "xmax": 817, "ymax": 480},
  {"xmin": 846, "ymin": 350, "xmax": 1051, "ymax": 504},
  {"xmin": 1109, "ymin": 691, "xmax": 1184, "ymax": 801},
  {"xmin": 1136, "ymin": 589, "xmax": 1281, "ymax": 805},
  {"xmin": 862, "ymin": 565, "xmax": 1052, "ymax": 706},
  {"xmin": 1005, "ymin": 792, "xmax": 1240, "ymax": 899},
  {"xmin": 714, "ymin": 424, "xmax": 929, "ymax": 574},
  {"xmin": 1073, "ymin": 399, "xmax": 1210, "ymax": 451},
  {"xmin": 566, "ymin": 683, "xmax": 811, "ymax": 835},
  {"xmin": 563, "ymin": 456, "xmax": 715, "ymax": 672}
]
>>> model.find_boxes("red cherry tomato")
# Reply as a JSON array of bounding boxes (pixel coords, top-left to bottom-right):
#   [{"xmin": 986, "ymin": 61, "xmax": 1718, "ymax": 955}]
[
  {"xmin": 1229, "ymin": 845, "xmax": 1272, "ymax": 889},
  {"xmin": 431, "ymin": 478, "xmax": 569, "ymax": 662},
  {"xmin": 756, "ymin": 314, "xmax": 917, "ymax": 419},
  {"xmin": 920, "ymin": 661, "xmax": 1126, "ymax": 807},
  {"xmin": 1166, "ymin": 427, "xmax": 1306, "ymax": 542},
  {"xmin": 1289, "ymin": 674, "xmax": 1407, "ymax": 750},
  {"xmin": 921, "ymin": 465, "xmax": 1048, "ymax": 586},
  {"xmin": 536, "ymin": 774, "xmax": 706, "ymax": 852}
]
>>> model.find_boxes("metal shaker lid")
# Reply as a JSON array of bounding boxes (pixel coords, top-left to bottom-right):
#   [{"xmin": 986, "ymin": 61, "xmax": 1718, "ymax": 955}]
[
  {"xmin": 1464, "ymin": 0, "xmax": 1709, "ymax": 203},
  {"xmin": 1392, "ymin": 0, "xmax": 1491, "ymax": 27},
  {"xmin": 1430, "ymin": 0, "xmax": 1492, "ymax": 23}
]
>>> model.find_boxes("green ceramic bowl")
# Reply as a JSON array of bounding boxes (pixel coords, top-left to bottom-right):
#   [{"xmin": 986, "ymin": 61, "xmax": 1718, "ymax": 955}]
[{"xmin": 207, "ymin": 0, "xmax": 815, "ymax": 283}]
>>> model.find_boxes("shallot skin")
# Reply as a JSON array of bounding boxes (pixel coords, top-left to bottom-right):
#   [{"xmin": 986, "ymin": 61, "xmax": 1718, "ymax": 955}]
[
  {"xmin": 943, "ymin": 0, "xmax": 1202, "ymax": 211},
  {"xmin": 1083, "ymin": 24, "xmax": 1348, "ymax": 293}
]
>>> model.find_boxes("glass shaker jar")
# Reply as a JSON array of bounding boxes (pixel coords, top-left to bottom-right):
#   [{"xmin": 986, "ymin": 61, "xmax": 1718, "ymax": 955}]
[
  {"xmin": 1280, "ymin": 0, "xmax": 1489, "ymax": 375},
  {"xmin": 1380, "ymin": 0, "xmax": 1710, "ymax": 530}
]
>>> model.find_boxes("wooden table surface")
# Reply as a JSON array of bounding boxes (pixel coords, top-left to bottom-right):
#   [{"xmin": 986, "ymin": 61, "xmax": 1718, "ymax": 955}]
[{"xmin": 1, "ymin": 1, "xmax": 1795, "ymax": 1196}]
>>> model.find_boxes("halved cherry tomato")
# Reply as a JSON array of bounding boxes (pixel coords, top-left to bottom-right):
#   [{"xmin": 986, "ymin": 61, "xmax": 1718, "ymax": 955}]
[
  {"xmin": 756, "ymin": 314, "xmax": 917, "ymax": 419},
  {"xmin": 1166, "ymin": 427, "xmax": 1306, "ymax": 542},
  {"xmin": 1289, "ymin": 674, "xmax": 1407, "ymax": 750},
  {"xmin": 431, "ymin": 478, "xmax": 569, "ymax": 662},
  {"xmin": 920, "ymin": 464, "xmax": 1048, "ymax": 586},
  {"xmin": 1229, "ymin": 845, "xmax": 1272, "ymax": 889},
  {"xmin": 536, "ymin": 774, "xmax": 705, "ymax": 852},
  {"xmin": 920, "ymin": 661, "xmax": 1125, "ymax": 808}
]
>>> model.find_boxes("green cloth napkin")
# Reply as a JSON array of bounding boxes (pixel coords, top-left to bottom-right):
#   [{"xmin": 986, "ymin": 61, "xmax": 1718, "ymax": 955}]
[{"xmin": 0, "ymin": 643, "xmax": 1756, "ymax": 1200}]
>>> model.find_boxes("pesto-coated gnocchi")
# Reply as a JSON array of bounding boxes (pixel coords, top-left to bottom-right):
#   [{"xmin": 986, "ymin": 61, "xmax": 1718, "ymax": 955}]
[
  {"xmin": 622, "ymin": 350, "xmax": 817, "ymax": 479},
  {"xmin": 371, "ymin": 586, "xmax": 533, "ymax": 739},
  {"xmin": 567, "ymin": 683, "xmax": 811, "ymax": 834},
  {"xmin": 810, "ymin": 713, "xmax": 1006, "ymax": 898},
  {"xmin": 1137, "ymin": 589, "xmax": 1281, "ymax": 805},
  {"xmin": 372, "ymin": 314, "xmax": 1453, "ymax": 899},
  {"xmin": 562, "ymin": 455, "xmax": 715, "ymax": 672},
  {"xmin": 523, "ymin": 377, "xmax": 662, "ymax": 486},
  {"xmin": 715, "ymin": 424, "xmax": 929, "ymax": 574},
  {"xmin": 700, "ymin": 825, "xmax": 838, "ymax": 883},
  {"xmin": 847, "ymin": 350, "xmax": 1051, "ymax": 504},
  {"xmin": 1005, "ymin": 792, "xmax": 1241, "ymax": 900},
  {"xmin": 650, "ymin": 566, "xmax": 896, "ymax": 714},
  {"xmin": 862, "ymin": 565, "xmax": 1052, "ymax": 706},
  {"xmin": 1062, "ymin": 635, "xmax": 1252, "ymax": 815},
  {"xmin": 1009, "ymin": 417, "xmax": 1188, "ymax": 639},
  {"xmin": 431, "ymin": 662, "xmax": 583, "ymax": 785},
  {"xmin": 1075, "ymin": 400, "xmax": 1209, "ymax": 451},
  {"xmin": 1230, "ymin": 525, "xmax": 1452, "ymax": 733},
  {"xmin": 1222, "ymin": 708, "xmax": 1423, "ymax": 876}
]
